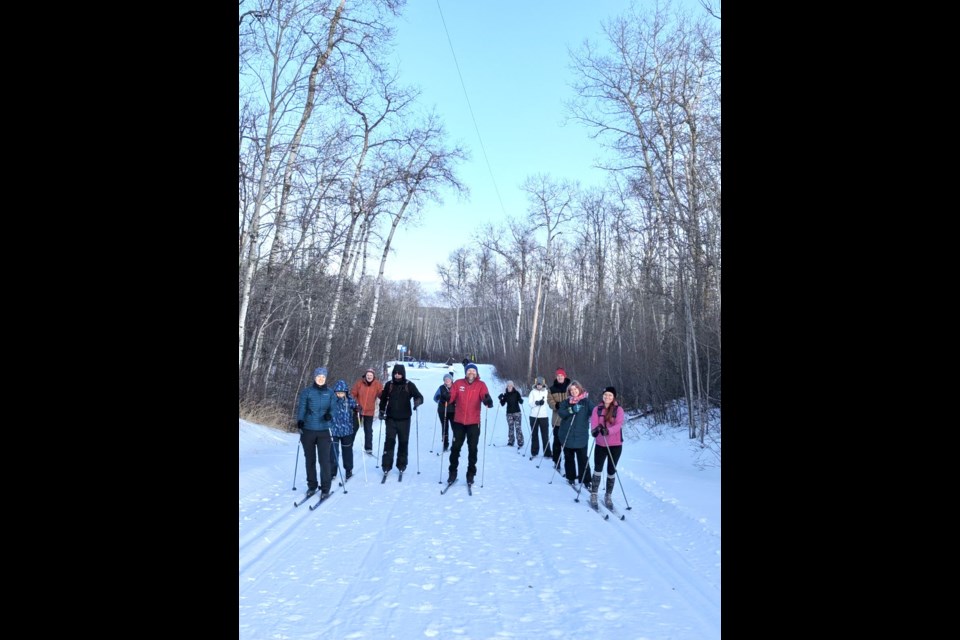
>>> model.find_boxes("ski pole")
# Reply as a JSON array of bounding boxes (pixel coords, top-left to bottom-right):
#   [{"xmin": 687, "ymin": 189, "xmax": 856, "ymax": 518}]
[
  {"xmin": 292, "ymin": 439, "xmax": 301, "ymax": 490},
  {"xmin": 376, "ymin": 417, "xmax": 384, "ymax": 468},
  {"xmin": 443, "ymin": 402, "xmax": 450, "ymax": 452},
  {"xmin": 488, "ymin": 403, "xmax": 501, "ymax": 446},
  {"xmin": 357, "ymin": 411, "xmax": 367, "ymax": 484},
  {"xmin": 376, "ymin": 397, "xmax": 390, "ymax": 469},
  {"xmin": 574, "ymin": 438, "xmax": 597, "ymax": 502},
  {"xmin": 438, "ymin": 424, "xmax": 447, "ymax": 484},
  {"xmin": 335, "ymin": 440, "xmax": 348, "ymax": 494},
  {"xmin": 535, "ymin": 417, "xmax": 552, "ymax": 468},
  {"xmin": 518, "ymin": 403, "xmax": 528, "ymax": 456},
  {"xmin": 415, "ymin": 404, "xmax": 420, "ymax": 474},
  {"xmin": 480, "ymin": 405, "xmax": 489, "ymax": 487},
  {"xmin": 548, "ymin": 411, "xmax": 575, "ymax": 484},
  {"xmin": 429, "ymin": 406, "xmax": 439, "ymax": 453},
  {"xmin": 603, "ymin": 431, "xmax": 631, "ymax": 510},
  {"xmin": 530, "ymin": 418, "xmax": 557, "ymax": 469}
]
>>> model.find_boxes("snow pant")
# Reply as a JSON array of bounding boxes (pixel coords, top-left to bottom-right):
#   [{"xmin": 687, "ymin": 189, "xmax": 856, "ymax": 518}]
[
  {"xmin": 381, "ymin": 417, "xmax": 411, "ymax": 472},
  {"xmin": 449, "ymin": 422, "xmax": 481, "ymax": 479},
  {"xmin": 528, "ymin": 417, "xmax": 549, "ymax": 457},
  {"xmin": 300, "ymin": 428, "xmax": 333, "ymax": 493},
  {"xmin": 551, "ymin": 426, "xmax": 562, "ymax": 467},
  {"xmin": 593, "ymin": 444, "xmax": 622, "ymax": 476},
  {"xmin": 332, "ymin": 429, "xmax": 358, "ymax": 475},
  {"xmin": 360, "ymin": 414, "xmax": 374, "ymax": 452},
  {"xmin": 563, "ymin": 445, "xmax": 589, "ymax": 486},
  {"xmin": 437, "ymin": 407, "xmax": 454, "ymax": 450},
  {"xmin": 506, "ymin": 412, "xmax": 523, "ymax": 445}
]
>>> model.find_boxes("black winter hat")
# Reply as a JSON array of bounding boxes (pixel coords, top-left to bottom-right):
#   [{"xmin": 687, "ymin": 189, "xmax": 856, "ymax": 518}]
[
  {"xmin": 604, "ymin": 386, "xmax": 617, "ymax": 398},
  {"xmin": 392, "ymin": 363, "xmax": 406, "ymax": 377}
]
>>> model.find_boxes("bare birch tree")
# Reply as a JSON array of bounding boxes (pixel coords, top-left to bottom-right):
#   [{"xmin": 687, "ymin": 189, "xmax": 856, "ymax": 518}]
[
  {"xmin": 568, "ymin": 3, "xmax": 720, "ymax": 432},
  {"xmin": 358, "ymin": 114, "xmax": 466, "ymax": 364},
  {"xmin": 522, "ymin": 175, "xmax": 577, "ymax": 381}
]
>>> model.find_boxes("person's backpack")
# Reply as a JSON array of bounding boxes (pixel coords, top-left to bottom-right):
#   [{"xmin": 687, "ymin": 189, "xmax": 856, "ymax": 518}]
[{"xmin": 382, "ymin": 380, "xmax": 412, "ymax": 413}]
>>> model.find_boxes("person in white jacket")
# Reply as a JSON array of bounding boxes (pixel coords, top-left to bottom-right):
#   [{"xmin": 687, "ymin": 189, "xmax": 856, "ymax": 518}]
[{"xmin": 527, "ymin": 376, "xmax": 551, "ymax": 458}]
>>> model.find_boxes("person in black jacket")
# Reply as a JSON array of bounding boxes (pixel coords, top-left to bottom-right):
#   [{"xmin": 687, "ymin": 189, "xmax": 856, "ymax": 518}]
[
  {"xmin": 433, "ymin": 373, "xmax": 456, "ymax": 451},
  {"xmin": 377, "ymin": 363, "xmax": 424, "ymax": 475},
  {"xmin": 498, "ymin": 381, "xmax": 524, "ymax": 448}
]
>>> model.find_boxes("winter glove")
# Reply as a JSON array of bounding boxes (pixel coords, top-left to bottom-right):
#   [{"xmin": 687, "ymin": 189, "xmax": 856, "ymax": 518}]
[
  {"xmin": 535, "ymin": 399, "xmax": 545, "ymax": 406},
  {"xmin": 601, "ymin": 425, "xmax": 609, "ymax": 436},
  {"xmin": 498, "ymin": 393, "xmax": 505, "ymax": 402},
  {"xmin": 414, "ymin": 397, "xmax": 423, "ymax": 409},
  {"xmin": 322, "ymin": 412, "xmax": 332, "ymax": 421},
  {"xmin": 591, "ymin": 427, "xmax": 600, "ymax": 438},
  {"xmin": 482, "ymin": 394, "xmax": 494, "ymax": 408},
  {"xmin": 378, "ymin": 412, "xmax": 385, "ymax": 421},
  {"xmin": 439, "ymin": 388, "xmax": 450, "ymax": 402},
  {"xmin": 297, "ymin": 420, "xmax": 305, "ymax": 430},
  {"xmin": 571, "ymin": 403, "xmax": 580, "ymax": 414}
]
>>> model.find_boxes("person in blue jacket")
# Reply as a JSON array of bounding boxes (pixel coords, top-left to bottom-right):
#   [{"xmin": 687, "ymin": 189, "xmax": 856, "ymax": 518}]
[
  {"xmin": 330, "ymin": 379, "xmax": 359, "ymax": 481},
  {"xmin": 296, "ymin": 367, "xmax": 336, "ymax": 498}
]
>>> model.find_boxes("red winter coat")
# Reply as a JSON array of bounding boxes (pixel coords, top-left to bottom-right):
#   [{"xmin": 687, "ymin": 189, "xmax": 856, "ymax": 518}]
[{"xmin": 448, "ymin": 376, "xmax": 490, "ymax": 426}]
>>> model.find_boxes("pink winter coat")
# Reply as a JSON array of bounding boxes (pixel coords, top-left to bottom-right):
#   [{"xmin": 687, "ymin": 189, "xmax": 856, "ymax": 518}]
[{"xmin": 589, "ymin": 402, "xmax": 624, "ymax": 447}]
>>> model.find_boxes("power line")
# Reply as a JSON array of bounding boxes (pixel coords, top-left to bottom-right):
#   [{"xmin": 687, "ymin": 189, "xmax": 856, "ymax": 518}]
[{"xmin": 435, "ymin": 0, "xmax": 509, "ymax": 218}]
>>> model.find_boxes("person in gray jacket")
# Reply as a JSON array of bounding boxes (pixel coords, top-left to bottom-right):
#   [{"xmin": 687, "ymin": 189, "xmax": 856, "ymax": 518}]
[{"xmin": 295, "ymin": 367, "xmax": 336, "ymax": 498}]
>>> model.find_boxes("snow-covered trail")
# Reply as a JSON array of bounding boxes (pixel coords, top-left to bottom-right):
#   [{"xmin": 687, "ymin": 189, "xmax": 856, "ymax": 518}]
[{"xmin": 239, "ymin": 363, "xmax": 721, "ymax": 640}]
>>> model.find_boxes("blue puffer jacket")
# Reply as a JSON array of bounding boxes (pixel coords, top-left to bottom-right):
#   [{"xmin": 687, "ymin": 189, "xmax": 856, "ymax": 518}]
[
  {"xmin": 557, "ymin": 395, "xmax": 594, "ymax": 449},
  {"xmin": 330, "ymin": 379, "xmax": 358, "ymax": 437},
  {"xmin": 296, "ymin": 382, "xmax": 335, "ymax": 431}
]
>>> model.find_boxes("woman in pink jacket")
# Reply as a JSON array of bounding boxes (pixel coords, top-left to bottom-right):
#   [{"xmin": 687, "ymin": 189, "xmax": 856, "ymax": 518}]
[{"xmin": 588, "ymin": 386, "xmax": 624, "ymax": 508}]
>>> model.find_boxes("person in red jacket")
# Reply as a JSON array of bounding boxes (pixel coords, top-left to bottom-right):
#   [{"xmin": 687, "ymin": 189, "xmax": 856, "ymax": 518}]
[{"xmin": 446, "ymin": 362, "xmax": 493, "ymax": 485}]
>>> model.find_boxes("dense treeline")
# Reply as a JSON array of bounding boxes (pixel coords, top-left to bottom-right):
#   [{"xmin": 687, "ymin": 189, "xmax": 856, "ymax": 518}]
[{"xmin": 239, "ymin": 1, "xmax": 720, "ymax": 441}]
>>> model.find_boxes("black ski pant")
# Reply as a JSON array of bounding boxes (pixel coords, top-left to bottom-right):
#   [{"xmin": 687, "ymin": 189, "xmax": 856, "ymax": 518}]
[
  {"xmin": 564, "ymin": 445, "xmax": 589, "ymax": 486},
  {"xmin": 381, "ymin": 417, "xmax": 411, "ymax": 471},
  {"xmin": 438, "ymin": 409, "xmax": 454, "ymax": 449},
  {"xmin": 551, "ymin": 425, "xmax": 562, "ymax": 467},
  {"xmin": 332, "ymin": 429, "xmax": 357, "ymax": 474},
  {"xmin": 300, "ymin": 428, "xmax": 333, "ymax": 493},
  {"xmin": 593, "ymin": 444, "xmax": 622, "ymax": 475},
  {"xmin": 360, "ymin": 415, "xmax": 374, "ymax": 452},
  {"xmin": 448, "ymin": 422, "xmax": 481, "ymax": 478},
  {"xmin": 529, "ymin": 417, "xmax": 549, "ymax": 456}
]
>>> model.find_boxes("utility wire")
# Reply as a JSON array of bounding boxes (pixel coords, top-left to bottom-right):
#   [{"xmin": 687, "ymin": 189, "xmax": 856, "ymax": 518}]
[{"xmin": 435, "ymin": 0, "xmax": 509, "ymax": 218}]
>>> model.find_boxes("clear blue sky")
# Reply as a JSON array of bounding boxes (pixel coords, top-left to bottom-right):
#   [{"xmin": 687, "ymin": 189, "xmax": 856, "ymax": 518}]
[{"xmin": 386, "ymin": 0, "xmax": 652, "ymax": 291}]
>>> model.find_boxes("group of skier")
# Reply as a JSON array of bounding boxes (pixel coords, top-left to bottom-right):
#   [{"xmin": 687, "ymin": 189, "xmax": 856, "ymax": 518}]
[
  {"xmin": 496, "ymin": 367, "xmax": 625, "ymax": 509},
  {"xmin": 295, "ymin": 361, "xmax": 624, "ymax": 509}
]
